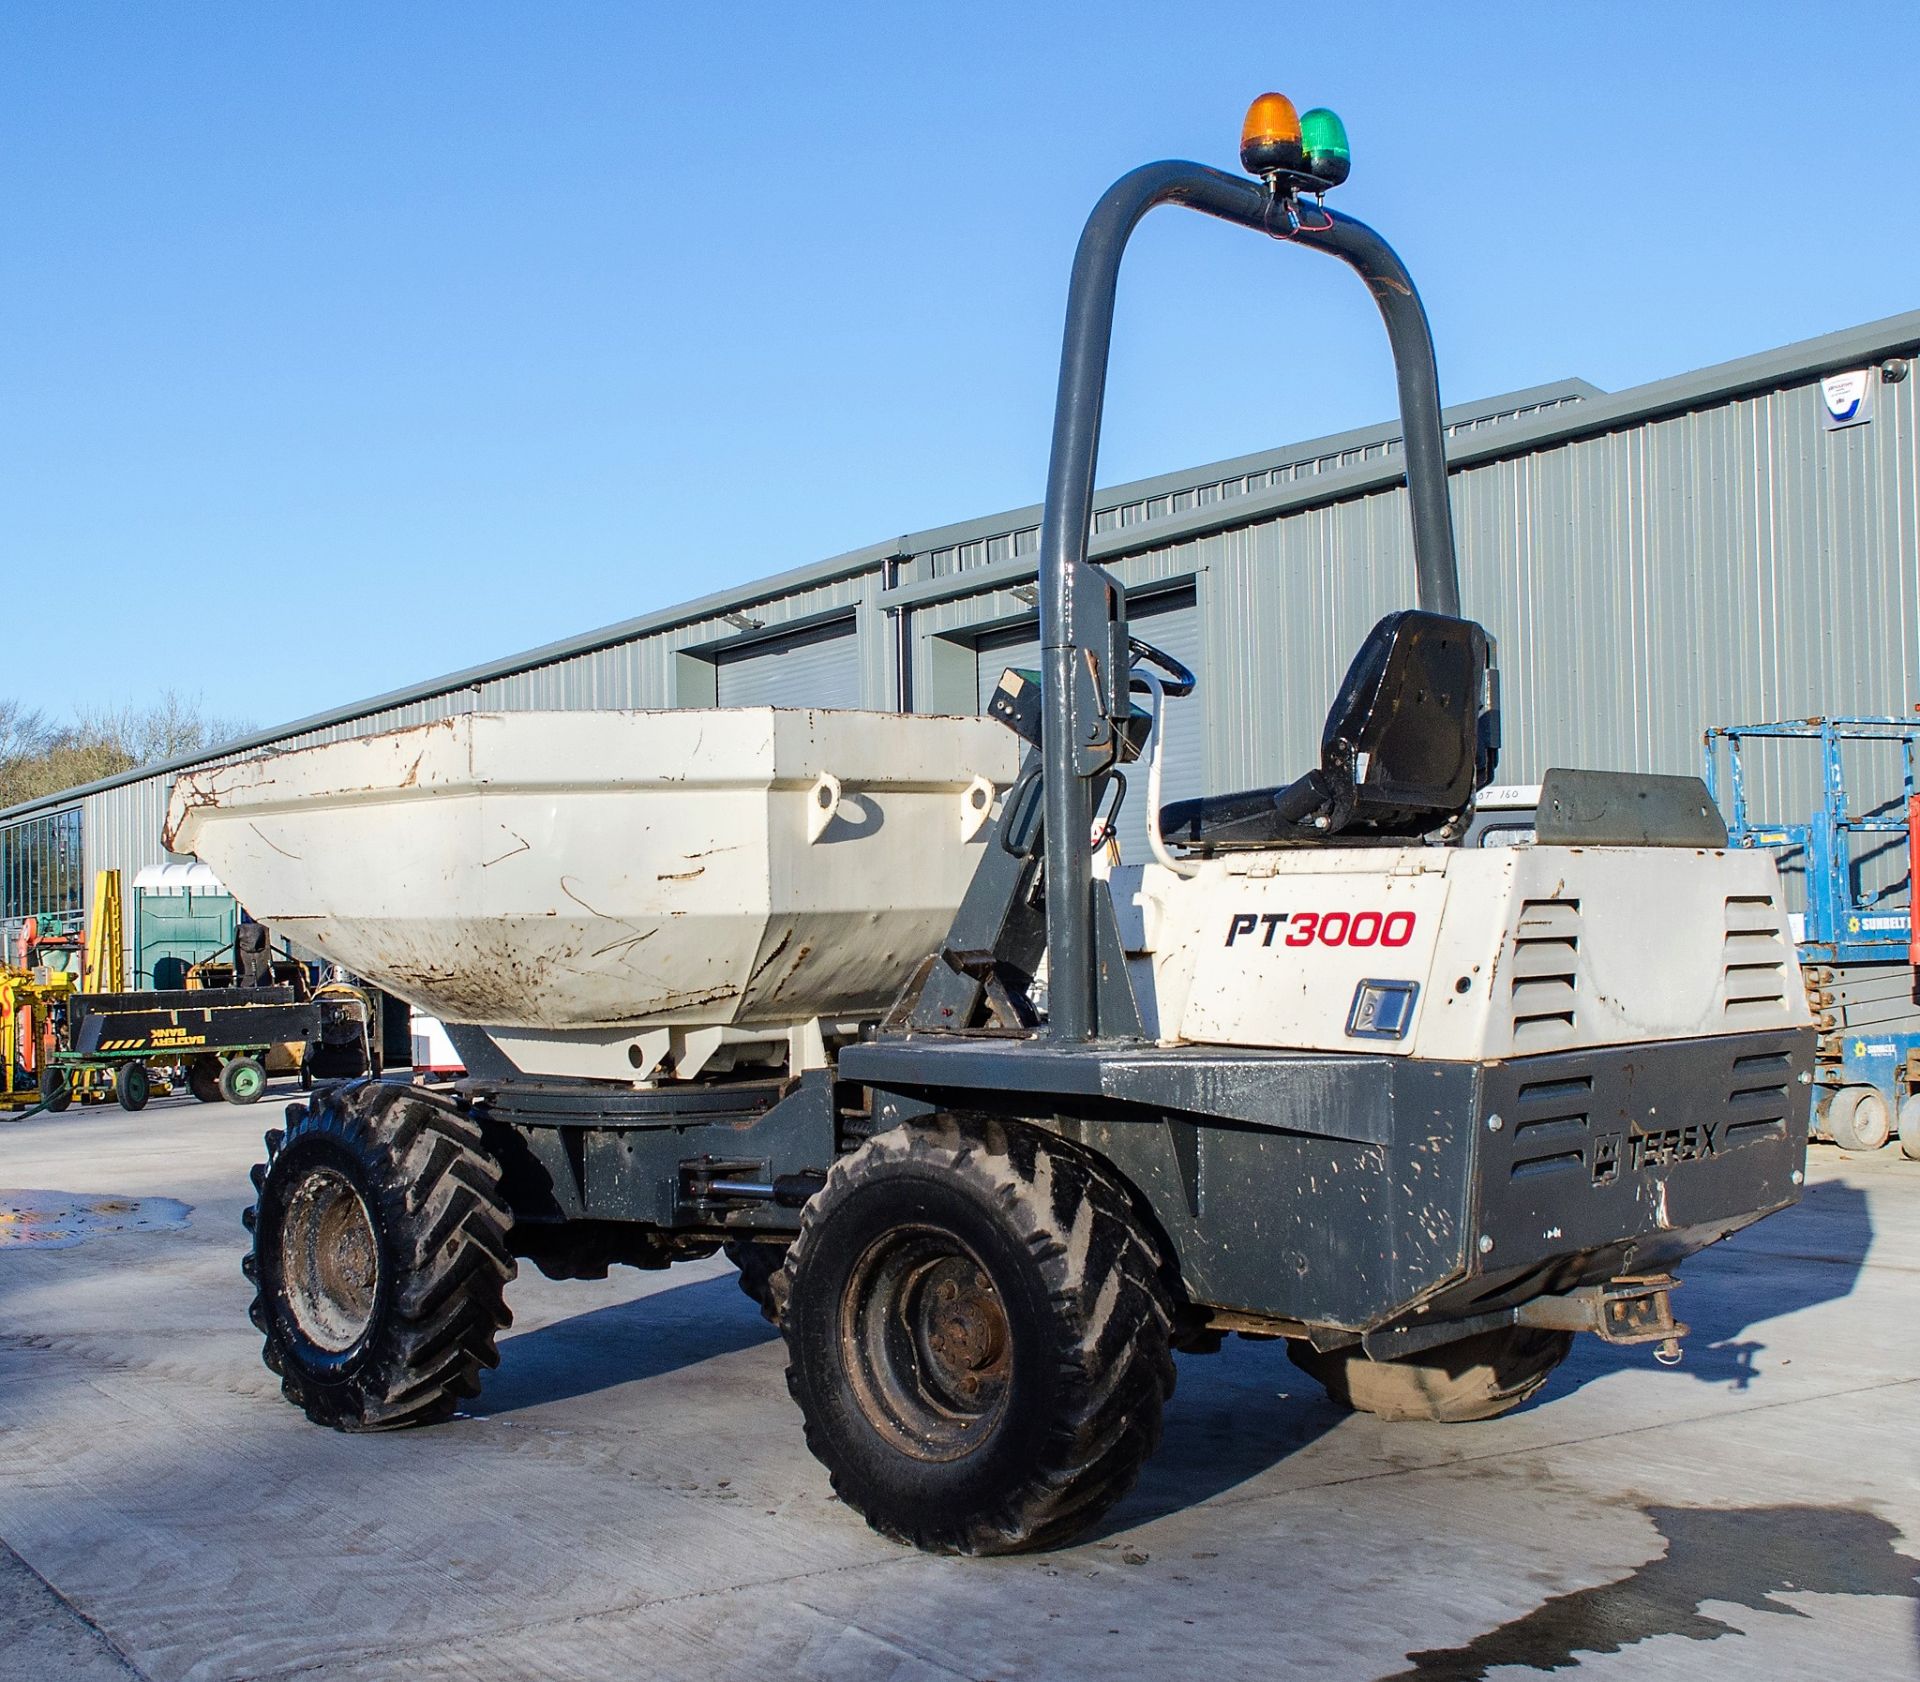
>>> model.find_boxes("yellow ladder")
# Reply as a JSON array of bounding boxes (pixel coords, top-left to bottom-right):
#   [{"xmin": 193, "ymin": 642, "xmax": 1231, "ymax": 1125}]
[{"xmin": 84, "ymin": 870, "xmax": 124, "ymax": 994}]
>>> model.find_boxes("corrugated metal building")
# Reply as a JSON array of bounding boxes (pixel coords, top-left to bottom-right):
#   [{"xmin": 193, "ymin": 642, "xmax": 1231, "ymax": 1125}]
[{"xmin": 5, "ymin": 309, "xmax": 1917, "ymax": 982}]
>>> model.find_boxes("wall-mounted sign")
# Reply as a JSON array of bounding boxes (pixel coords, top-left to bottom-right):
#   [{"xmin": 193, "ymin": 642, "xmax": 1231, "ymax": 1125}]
[{"xmin": 1820, "ymin": 368, "xmax": 1875, "ymax": 430}]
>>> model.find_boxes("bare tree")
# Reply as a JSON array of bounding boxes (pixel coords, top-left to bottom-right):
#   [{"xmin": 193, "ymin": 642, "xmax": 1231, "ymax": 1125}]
[
  {"xmin": 0, "ymin": 699, "xmax": 54, "ymax": 763},
  {"xmin": 70, "ymin": 691, "xmax": 252, "ymax": 768},
  {"xmin": 0, "ymin": 691, "xmax": 253, "ymax": 810}
]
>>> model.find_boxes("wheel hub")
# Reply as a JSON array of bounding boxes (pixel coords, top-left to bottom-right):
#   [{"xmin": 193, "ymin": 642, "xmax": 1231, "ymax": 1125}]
[
  {"xmin": 918, "ymin": 1259, "xmax": 1010, "ymax": 1404},
  {"xmin": 844, "ymin": 1227, "xmax": 1013, "ymax": 1461},
  {"xmin": 279, "ymin": 1168, "xmax": 380, "ymax": 1354}
]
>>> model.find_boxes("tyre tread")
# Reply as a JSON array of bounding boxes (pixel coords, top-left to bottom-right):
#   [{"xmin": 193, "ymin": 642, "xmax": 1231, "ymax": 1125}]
[
  {"xmin": 1288, "ymin": 1326, "xmax": 1571, "ymax": 1423},
  {"xmin": 784, "ymin": 1114, "xmax": 1174, "ymax": 1555},
  {"xmin": 244, "ymin": 1081, "xmax": 516, "ymax": 1432}
]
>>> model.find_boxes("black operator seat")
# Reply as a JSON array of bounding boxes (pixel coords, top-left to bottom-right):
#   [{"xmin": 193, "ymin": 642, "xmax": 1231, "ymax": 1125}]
[{"xmin": 1159, "ymin": 610, "xmax": 1495, "ymax": 850}]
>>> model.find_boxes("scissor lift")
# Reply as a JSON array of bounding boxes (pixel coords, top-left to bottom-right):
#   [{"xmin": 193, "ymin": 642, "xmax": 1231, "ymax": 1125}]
[{"xmin": 1706, "ymin": 716, "xmax": 1920, "ymax": 1157}]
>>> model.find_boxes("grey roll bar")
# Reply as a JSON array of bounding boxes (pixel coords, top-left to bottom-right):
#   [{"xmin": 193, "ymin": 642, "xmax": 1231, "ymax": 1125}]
[{"xmin": 1039, "ymin": 159, "xmax": 1461, "ymax": 1042}]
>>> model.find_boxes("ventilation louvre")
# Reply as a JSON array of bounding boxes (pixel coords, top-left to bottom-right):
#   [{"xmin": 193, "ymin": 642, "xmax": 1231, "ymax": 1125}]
[
  {"xmin": 1722, "ymin": 893, "xmax": 1789, "ymax": 1021},
  {"xmin": 1507, "ymin": 1064, "xmax": 1591, "ymax": 1178},
  {"xmin": 1511, "ymin": 897, "xmax": 1582, "ymax": 1050}
]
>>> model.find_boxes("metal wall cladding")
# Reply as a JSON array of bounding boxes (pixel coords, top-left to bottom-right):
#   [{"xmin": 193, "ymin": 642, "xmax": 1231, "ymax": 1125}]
[
  {"xmin": 715, "ymin": 618, "xmax": 863, "ymax": 708},
  {"xmin": 913, "ymin": 387, "xmax": 1590, "ymax": 583},
  {"xmin": 469, "ymin": 570, "xmax": 886, "ymax": 712}
]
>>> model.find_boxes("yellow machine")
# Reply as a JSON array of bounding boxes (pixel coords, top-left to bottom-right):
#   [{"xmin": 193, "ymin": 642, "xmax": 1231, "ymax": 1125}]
[{"xmin": 0, "ymin": 964, "xmax": 76, "ymax": 1110}]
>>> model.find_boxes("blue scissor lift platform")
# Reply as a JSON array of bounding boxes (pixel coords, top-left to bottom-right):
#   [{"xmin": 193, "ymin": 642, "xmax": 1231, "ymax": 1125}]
[{"xmin": 1706, "ymin": 717, "xmax": 1920, "ymax": 1158}]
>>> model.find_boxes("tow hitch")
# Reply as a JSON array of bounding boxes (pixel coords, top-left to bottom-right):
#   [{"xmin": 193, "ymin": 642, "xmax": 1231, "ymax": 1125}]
[
  {"xmin": 1363, "ymin": 1275, "xmax": 1688, "ymax": 1365},
  {"xmin": 1518, "ymin": 1275, "xmax": 1689, "ymax": 1365}
]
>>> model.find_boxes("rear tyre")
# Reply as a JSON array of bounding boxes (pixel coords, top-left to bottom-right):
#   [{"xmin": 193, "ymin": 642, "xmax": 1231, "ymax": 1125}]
[
  {"xmin": 242, "ymin": 1083, "xmax": 516, "ymax": 1430},
  {"xmin": 187, "ymin": 1057, "xmax": 222, "ymax": 1104},
  {"xmin": 115, "ymin": 1063, "xmax": 151, "ymax": 1112},
  {"xmin": 724, "ymin": 1237, "xmax": 790, "ymax": 1324},
  {"xmin": 782, "ymin": 1115, "xmax": 1175, "ymax": 1555},
  {"xmin": 1288, "ymin": 1326, "xmax": 1572, "ymax": 1423},
  {"xmin": 37, "ymin": 1066, "xmax": 71, "ymax": 1113},
  {"xmin": 1826, "ymin": 1085, "xmax": 1892, "ymax": 1153},
  {"xmin": 219, "ymin": 1056, "xmax": 268, "ymax": 1105},
  {"xmin": 1898, "ymin": 1094, "xmax": 1920, "ymax": 1162}
]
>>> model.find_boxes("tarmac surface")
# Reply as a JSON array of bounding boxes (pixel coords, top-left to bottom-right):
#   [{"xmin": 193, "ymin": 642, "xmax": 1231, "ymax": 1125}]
[{"xmin": 1, "ymin": 1092, "xmax": 1915, "ymax": 1682}]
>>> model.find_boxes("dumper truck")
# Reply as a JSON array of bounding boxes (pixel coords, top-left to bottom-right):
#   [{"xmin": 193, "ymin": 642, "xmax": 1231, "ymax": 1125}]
[{"xmin": 169, "ymin": 95, "xmax": 1813, "ymax": 1555}]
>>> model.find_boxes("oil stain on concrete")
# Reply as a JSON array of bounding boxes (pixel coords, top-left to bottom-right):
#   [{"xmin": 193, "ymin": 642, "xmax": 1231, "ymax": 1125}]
[{"xmin": 1384, "ymin": 1504, "xmax": 1920, "ymax": 1681}]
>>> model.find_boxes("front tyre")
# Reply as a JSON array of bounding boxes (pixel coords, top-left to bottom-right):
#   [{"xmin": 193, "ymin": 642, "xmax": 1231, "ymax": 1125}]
[
  {"xmin": 782, "ymin": 1116, "xmax": 1175, "ymax": 1555},
  {"xmin": 1288, "ymin": 1325, "xmax": 1571, "ymax": 1423},
  {"xmin": 724, "ymin": 1237, "xmax": 790, "ymax": 1325},
  {"xmin": 242, "ymin": 1083, "xmax": 516, "ymax": 1430}
]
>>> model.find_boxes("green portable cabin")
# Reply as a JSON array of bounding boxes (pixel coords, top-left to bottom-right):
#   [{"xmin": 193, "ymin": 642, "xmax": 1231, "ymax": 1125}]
[{"xmin": 132, "ymin": 862, "xmax": 237, "ymax": 990}]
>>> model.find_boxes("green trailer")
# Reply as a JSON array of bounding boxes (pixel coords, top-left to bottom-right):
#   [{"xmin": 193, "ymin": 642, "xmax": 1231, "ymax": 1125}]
[{"xmin": 42, "ymin": 985, "xmax": 371, "ymax": 1112}]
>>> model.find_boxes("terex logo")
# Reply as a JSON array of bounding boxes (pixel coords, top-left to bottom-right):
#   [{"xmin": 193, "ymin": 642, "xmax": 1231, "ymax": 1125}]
[
  {"xmin": 1630, "ymin": 1122, "xmax": 1717, "ymax": 1169},
  {"xmin": 1594, "ymin": 1124, "xmax": 1718, "ymax": 1183},
  {"xmin": 1224, "ymin": 909, "xmax": 1416, "ymax": 949}
]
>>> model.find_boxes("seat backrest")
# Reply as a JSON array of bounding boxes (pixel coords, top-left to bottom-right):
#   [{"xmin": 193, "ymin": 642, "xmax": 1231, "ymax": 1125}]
[
  {"xmin": 234, "ymin": 921, "xmax": 274, "ymax": 988},
  {"xmin": 1318, "ymin": 610, "xmax": 1490, "ymax": 837}
]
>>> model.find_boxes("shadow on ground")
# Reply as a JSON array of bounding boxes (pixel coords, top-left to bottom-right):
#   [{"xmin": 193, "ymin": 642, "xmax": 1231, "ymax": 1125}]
[
  {"xmin": 1120, "ymin": 1171, "xmax": 1881, "ymax": 1532},
  {"xmin": 1096, "ymin": 1339, "xmax": 1344, "ymax": 1536},
  {"xmin": 1377, "ymin": 1502, "xmax": 1920, "ymax": 1680},
  {"xmin": 478, "ymin": 1263, "xmax": 1342, "ymax": 1534},
  {"xmin": 475, "ymin": 1271, "xmax": 778, "ymax": 1415},
  {"xmin": 1554, "ymin": 1174, "xmax": 1875, "ymax": 1394}
]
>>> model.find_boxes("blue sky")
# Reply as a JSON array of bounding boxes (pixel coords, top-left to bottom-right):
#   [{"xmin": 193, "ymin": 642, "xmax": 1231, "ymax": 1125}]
[{"xmin": 6, "ymin": 3, "xmax": 1917, "ymax": 730}]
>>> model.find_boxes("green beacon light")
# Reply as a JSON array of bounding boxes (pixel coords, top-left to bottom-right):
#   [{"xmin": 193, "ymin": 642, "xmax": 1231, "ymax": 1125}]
[{"xmin": 1299, "ymin": 107, "xmax": 1351, "ymax": 189}]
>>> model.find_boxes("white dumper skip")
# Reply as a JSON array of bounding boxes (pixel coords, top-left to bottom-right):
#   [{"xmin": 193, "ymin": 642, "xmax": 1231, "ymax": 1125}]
[{"xmin": 165, "ymin": 708, "xmax": 1022, "ymax": 1083}]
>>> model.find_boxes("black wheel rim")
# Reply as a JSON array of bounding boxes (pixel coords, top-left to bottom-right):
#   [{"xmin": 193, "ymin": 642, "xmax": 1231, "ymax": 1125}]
[
  {"xmin": 279, "ymin": 1167, "xmax": 380, "ymax": 1354},
  {"xmin": 841, "ymin": 1224, "xmax": 1013, "ymax": 1462}
]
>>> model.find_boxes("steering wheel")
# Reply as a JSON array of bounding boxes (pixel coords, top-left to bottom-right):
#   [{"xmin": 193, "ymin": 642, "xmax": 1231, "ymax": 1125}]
[{"xmin": 1129, "ymin": 637, "xmax": 1196, "ymax": 698}]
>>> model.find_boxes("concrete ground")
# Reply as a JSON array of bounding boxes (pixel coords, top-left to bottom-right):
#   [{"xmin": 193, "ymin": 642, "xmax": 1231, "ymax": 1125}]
[{"xmin": 1, "ymin": 1093, "xmax": 1915, "ymax": 1682}]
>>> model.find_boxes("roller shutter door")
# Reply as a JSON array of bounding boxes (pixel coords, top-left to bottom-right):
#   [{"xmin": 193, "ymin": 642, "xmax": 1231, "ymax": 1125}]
[
  {"xmin": 974, "ymin": 589, "xmax": 1203, "ymax": 865},
  {"xmin": 715, "ymin": 618, "xmax": 861, "ymax": 709}
]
